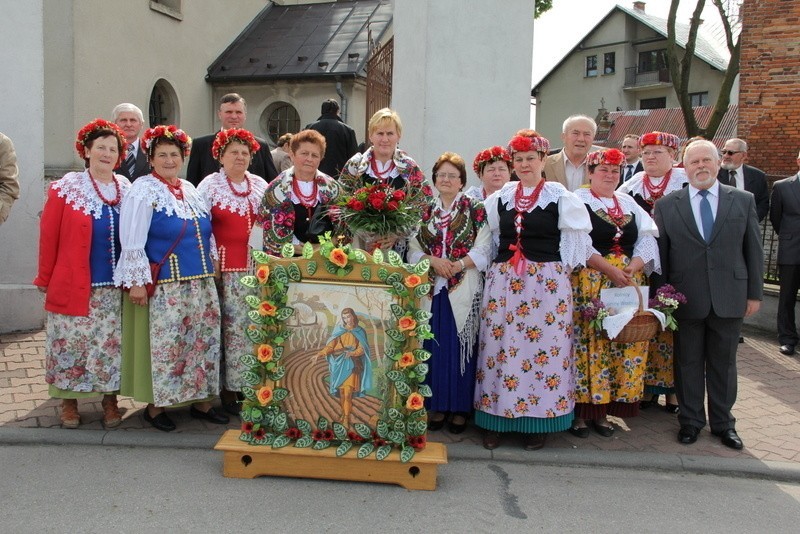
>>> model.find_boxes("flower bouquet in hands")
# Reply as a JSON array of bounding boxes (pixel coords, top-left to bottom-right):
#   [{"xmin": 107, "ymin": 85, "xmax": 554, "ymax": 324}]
[
  {"xmin": 648, "ymin": 284, "xmax": 687, "ymax": 331},
  {"xmin": 580, "ymin": 298, "xmax": 610, "ymax": 331}
]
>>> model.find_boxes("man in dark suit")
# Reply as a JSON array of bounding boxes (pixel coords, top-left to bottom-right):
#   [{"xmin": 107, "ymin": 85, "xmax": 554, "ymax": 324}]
[
  {"xmin": 717, "ymin": 138, "xmax": 769, "ymax": 221},
  {"xmin": 186, "ymin": 93, "xmax": 278, "ymax": 186},
  {"xmin": 769, "ymin": 151, "xmax": 800, "ymax": 356},
  {"xmin": 306, "ymin": 99, "xmax": 358, "ymax": 178},
  {"xmin": 654, "ymin": 139, "xmax": 763, "ymax": 450},
  {"xmin": 112, "ymin": 103, "xmax": 150, "ymax": 181},
  {"xmin": 619, "ymin": 133, "xmax": 643, "ymax": 186}
]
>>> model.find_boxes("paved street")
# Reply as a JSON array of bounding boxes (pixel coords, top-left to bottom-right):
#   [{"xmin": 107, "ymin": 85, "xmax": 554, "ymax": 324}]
[{"xmin": 2, "ymin": 326, "xmax": 800, "ymax": 483}]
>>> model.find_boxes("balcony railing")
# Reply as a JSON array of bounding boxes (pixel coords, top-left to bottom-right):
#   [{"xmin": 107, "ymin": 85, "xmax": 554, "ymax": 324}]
[{"xmin": 624, "ymin": 67, "xmax": 671, "ymax": 87}]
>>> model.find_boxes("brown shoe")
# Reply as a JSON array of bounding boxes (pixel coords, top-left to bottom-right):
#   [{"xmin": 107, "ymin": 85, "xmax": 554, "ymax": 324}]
[
  {"xmin": 101, "ymin": 395, "xmax": 122, "ymax": 428},
  {"xmin": 523, "ymin": 433, "xmax": 546, "ymax": 451},
  {"xmin": 483, "ymin": 432, "xmax": 501, "ymax": 450},
  {"xmin": 61, "ymin": 399, "xmax": 80, "ymax": 429}
]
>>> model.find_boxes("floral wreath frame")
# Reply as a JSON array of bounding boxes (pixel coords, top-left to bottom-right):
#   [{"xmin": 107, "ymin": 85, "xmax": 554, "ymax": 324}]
[{"xmin": 237, "ymin": 235, "xmax": 434, "ymax": 463}]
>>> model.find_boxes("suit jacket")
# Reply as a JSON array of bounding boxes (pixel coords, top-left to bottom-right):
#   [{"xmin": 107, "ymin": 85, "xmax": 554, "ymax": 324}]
[
  {"xmin": 543, "ymin": 150, "xmax": 588, "ymax": 190},
  {"xmin": 306, "ymin": 113, "xmax": 358, "ymax": 177},
  {"xmin": 619, "ymin": 160, "xmax": 643, "ymax": 187},
  {"xmin": 717, "ymin": 164, "xmax": 769, "ymax": 221},
  {"xmin": 186, "ymin": 133, "xmax": 278, "ymax": 187},
  {"xmin": 115, "ymin": 142, "xmax": 150, "ymax": 181},
  {"xmin": 770, "ymin": 173, "xmax": 800, "ymax": 265},
  {"xmin": 653, "ymin": 184, "xmax": 763, "ymax": 320}
]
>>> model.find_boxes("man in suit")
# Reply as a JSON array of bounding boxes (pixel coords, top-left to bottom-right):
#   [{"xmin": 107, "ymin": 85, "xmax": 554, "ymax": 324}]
[
  {"xmin": 112, "ymin": 103, "xmax": 150, "ymax": 181},
  {"xmin": 543, "ymin": 114, "xmax": 596, "ymax": 191},
  {"xmin": 770, "ymin": 150, "xmax": 800, "ymax": 356},
  {"xmin": 717, "ymin": 138, "xmax": 769, "ymax": 221},
  {"xmin": 653, "ymin": 139, "xmax": 763, "ymax": 450},
  {"xmin": 270, "ymin": 133, "xmax": 293, "ymax": 173},
  {"xmin": 619, "ymin": 134, "xmax": 643, "ymax": 185},
  {"xmin": 186, "ymin": 93, "xmax": 278, "ymax": 186},
  {"xmin": 306, "ymin": 99, "xmax": 358, "ymax": 178}
]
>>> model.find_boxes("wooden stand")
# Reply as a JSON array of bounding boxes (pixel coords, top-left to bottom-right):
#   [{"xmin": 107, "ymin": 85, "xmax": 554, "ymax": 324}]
[{"xmin": 214, "ymin": 430, "xmax": 447, "ymax": 491}]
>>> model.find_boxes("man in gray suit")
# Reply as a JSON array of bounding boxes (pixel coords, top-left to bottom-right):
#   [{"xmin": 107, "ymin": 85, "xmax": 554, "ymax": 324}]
[
  {"xmin": 653, "ymin": 139, "xmax": 763, "ymax": 450},
  {"xmin": 770, "ymin": 150, "xmax": 800, "ymax": 356}
]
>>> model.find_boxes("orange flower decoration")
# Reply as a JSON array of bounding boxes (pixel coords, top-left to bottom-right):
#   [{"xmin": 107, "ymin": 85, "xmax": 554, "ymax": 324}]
[
  {"xmin": 256, "ymin": 265, "xmax": 270, "ymax": 284},
  {"xmin": 259, "ymin": 301, "xmax": 277, "ymax": 316},
  {"xmin": 406, "ymin": 392, "xmax": 424, "ymax": 411},
  {"xmin": 257, "ymin": 344, "xmax": 274, "ymax": 363},
  {"xmin": 257, "ymin": 386, "xmax": 273, "ymax": 406},
  {"xmin": 404, "ymin": 274, "xmax": 422, "ymax": 288},
  {"xmin": 398, "ymin": 316, "xmax": 417, "ymax": 332},
  {"xmin": 329, "ymin": 248, "xmax": 348, "ymax": 268},
  {"xmin": 398, "ymin": 352, "xmax": 416, "ymax": 368}
]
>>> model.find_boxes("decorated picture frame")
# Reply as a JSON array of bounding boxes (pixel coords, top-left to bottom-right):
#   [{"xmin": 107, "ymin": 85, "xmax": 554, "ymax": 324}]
[{"xmin": 237, "ymin": 235, "xmax": 434, "ymax": 463}]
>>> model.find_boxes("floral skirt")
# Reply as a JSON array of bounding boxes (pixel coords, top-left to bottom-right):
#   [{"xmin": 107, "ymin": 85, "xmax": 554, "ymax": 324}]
[
  {"xmin": 644, "ymin": 330, "xmax": 675, "ymax": 394},
  {"xmin": 120, "ymin": 278, "xmax": 221, "ymax": 407},
  {"xmin": 219, "ymin": 271, "xmax": 256, "ymax": 392},
  {"xmin": 45, "ymin": 286, "xmax": 121, "ymax": 397},
  {"xmin": 571, "ymin": 255, "xmax": 648, "ymax": 409},
  {"xmin": 473, "ymin": 260, "xmax": 575, "ymax": 434}
]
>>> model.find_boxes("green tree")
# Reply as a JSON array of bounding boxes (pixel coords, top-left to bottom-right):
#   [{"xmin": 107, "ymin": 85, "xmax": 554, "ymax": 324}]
[
  {"xmin": 535, "ymin": 0, "xmax": 553, "ymax": 19},
  {"xmin": 666, "ymin": 0, "xmax": 740, "ymax": 138}
]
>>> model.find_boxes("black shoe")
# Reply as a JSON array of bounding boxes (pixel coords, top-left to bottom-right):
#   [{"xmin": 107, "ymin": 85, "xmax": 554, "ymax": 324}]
[
  {"xmin": 780, "ymin": 344, "xmax": 796, "ymax": 356},
  {"xmin": 448, "ymin": 413, "xmax": 468, "ymax": 434},
  {"xmin": 483, "ymin": 432, "xmax": 501, "ymax": 450},
  {"xmin": 678, "ymin": 424, "xmax": 700, "ymax": 444},
  {"xmin": 739, "ymin": 336, "xmax": 745, "ymax": 344},
  {"xmin": 144, "ymin": 409, "xmax": 176, "ymax": 432},
  {"xmin": 640, "ymin": 394, "xmax": 660, "ymax": 409},
  {"xmin": 221, "ymin": 400, "xmax": 241, "ymax": 416},
  {"xmin": 665, "ymin": 403, "xmax": 680, "ymax": 414},
  {"xmin": 568, "ymin": 425, "xmax": 590, "ymax": 438},
  {"xmin": 523, "ymin": 433, "xmax": 546, "ymax": 451},
  {"xmin": 712, "ymin": 428, "xmax": 744, "ymax": 450},
  {"xmin": 592, "ymin": 421, "xmax": 615, "ymax": 438},
  {"xmin": 428, "ymin": 415, "xmax": 446, "ymax": 431},
  {"xmin": 190, "ymin": 405, "xmax": 230, "ymax": 424}
]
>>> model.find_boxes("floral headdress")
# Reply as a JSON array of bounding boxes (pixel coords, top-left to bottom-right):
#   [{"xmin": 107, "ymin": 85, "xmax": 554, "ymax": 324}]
[
  {"xmin": 473, "ymin": 146, "xmax": 511, "ymax": 176},
  {"xmin": 640, "ymin": 131, "xmax": 679, "ymax": 150},
  {"xmin": 507, "ymin": 134, "xmax": 550, "ymax": 155},
  {"xmin": 75, "ymin": 119, "xmax": 127, "ymax": 167},
  {"xmin": 212, "ymin": 128, "xmax": 261, "ymax": 160},
  {"xmin": 587, "ymin": 148, "xmax": 625, "ymax": 167},
  {"xmin": 142, "ymin": 125, "xmax": 192, "ymax": 158}
]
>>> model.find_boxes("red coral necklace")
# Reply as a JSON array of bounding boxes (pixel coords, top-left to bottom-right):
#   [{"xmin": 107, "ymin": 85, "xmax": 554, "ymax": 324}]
[
  {"xmin": 226, "ymin": 174, "xmax": 251, "ymax": 198},
  {"xmin": 642, "ymin": 169, "xmax": 672, "ymax": 205},
  {"xmin": 88, "ymin": 170, "xmax": 120, "ymax": 206},
  {"xmin": 590, "ymin": 189, "xmax": 625, "ymax": 226},
  {"xmin": 292, "ymin": 177, "xmax": 318, "ymax": 223},
  {"xmin": 153, "ymin": 171, "xmax": 184, "ymax": 200},
  {"xmin": 370, "ymin": 157, "xmax": 396, "ymax": 181}
]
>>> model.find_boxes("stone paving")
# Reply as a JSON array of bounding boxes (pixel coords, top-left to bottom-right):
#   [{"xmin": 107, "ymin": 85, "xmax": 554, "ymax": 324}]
[{"xmin": 2, "ymin": 326, "xmax": 799, "ymax": 464}]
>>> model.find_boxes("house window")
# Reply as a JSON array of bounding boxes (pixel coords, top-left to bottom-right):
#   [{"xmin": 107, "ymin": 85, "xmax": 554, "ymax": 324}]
[
  {"xmin": 586, "ymin": 55, "xmax": 598, "ymax": 77},
  {"xmin": 690, "ymin": 92, "xmax": 709, "ymax": 106},
  {"xmin": 640, "ymin": 97, "xmax": 667, "ymax": 110},
  {"xmin": 148, "ymin": 79, "xmax": 179, "ymax": 126},
  {"xmin": 604, "ymin": 52, "xmax": 616, "ymax": 75},
  {"xmin": 260, "ymin": 102, "xmax": 300, "ymax": 145},
  {"xmin": 638, "ymin": 49, "xmax": 668, "ymax": 72}
]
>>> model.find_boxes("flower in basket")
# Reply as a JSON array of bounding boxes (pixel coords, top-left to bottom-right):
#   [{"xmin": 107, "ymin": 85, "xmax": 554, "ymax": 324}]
[
  {"xmin": 648, "ymin": 284, "xmax": 687, "ymax": 331},
  {"xmin": 581, "ymin": 298, "xmax": 609, "ymax": 331}
]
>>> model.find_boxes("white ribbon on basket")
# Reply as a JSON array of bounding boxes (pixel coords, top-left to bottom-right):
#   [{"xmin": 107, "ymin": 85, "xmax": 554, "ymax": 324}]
[{"xmin": 602, "ymin": 307, "xmax": 667, "ymax": 340}]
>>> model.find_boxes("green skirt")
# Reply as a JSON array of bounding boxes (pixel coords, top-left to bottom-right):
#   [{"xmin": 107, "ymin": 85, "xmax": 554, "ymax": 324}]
[{"xmin": 474, "ymin": 410, "xmax": 574, "ymax": 434}]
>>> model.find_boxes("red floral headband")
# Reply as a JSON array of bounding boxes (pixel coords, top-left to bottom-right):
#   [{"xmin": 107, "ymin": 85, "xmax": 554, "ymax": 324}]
[
  {"xmin": 507, "ymin": 134, "xmax": 550, "ymax": 155},
  {"xmin": 75, "ymin": 119, "xmax": 127, "ymax": 166},
  {"xmin": 142, "ymin": 125, "xmax": 192, "ymax": 158},
  {"xmin": 473, "ymin": 146, "xmax": 511, "ymax": 175},
  {"xmin": 212, "ymin": 128, "xmax": 261, "ymax": 160},
  {"xmin": 640, "ymin": 131, "xmax": 679, "ymax": 150},
  {"xmin": 587, "ymin": 148, "xmax": 625, "ymax": 167}
]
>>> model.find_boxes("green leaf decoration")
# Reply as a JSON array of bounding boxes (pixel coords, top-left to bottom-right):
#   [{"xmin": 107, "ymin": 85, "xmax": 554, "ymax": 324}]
[
  {"xmin": 241, "ymin": 371, "xmax": 261, "ymax": 386},
  {"xmin": 239, "ymin": 353, "xmax": 258, "ymax": 367},
  {"xmin": 389, "ymin": 303, "xmax": 405, "ymax": 319},
  {"xmin": 385, "ymin": 370, "xmax": 404, "ymax": 383},
  {"xmin": 325, "ymin": 262, "xmax": 338, "ymax": 275},
  {"xmin": 418, "ymin": 384, "xmax": 433, "ymax": 398},
  {"xmin": 275, "ymin": 307, "xmax": 294, "ymax": 321},
  {"xmin": 412, "ymin": 348, "xmax": 432, "ymax": 362},
  {"xmin": 417, "ymin": 324, "xmax": 432, "ymax": 336},
  {"xmin": 387, "ymin": 250, "xmax": 403, "ymax": 266},
  {"xmin": 273, "ymin": 346, "xmax": 284, "ymax": 360},
  {"xmin": 407, "ymin": 420, "xmax": 426, "ymax": 436},
  {"xmin": 239, "ymin": 432, "xmax": 252, "ymax": 443},
  {"xmin": 302, "ymin": 242, "xmax": 314, "ymax": 259},
  {"xmin": 332, "ymin": 422, "xmax": 347, "ymax": 441},
  {"xmin": 413, "ymin": 258, "xmax": 430, "ymax": 275},
  {"xmin": 244, "ymin": 295, "xmax": 261, "ymax": 310},
  {"xmin": 354, "ymin": 423, "xmax": 372, "ymax": 439},
  {"xmin": 357, "ymin": 442, "xmax": 375, "ymax": 459},
  {"xmin": 360, "ymin": 266, "xmax": 372, "ymax": 281},
  {"xmin": 252, "ymin": 250, "xmax": 271, "ymax": 265},
  {"xmin": 272, "ymin": 435, "xmax": 291, "ymax": 449},
  {"xmin": 415, "ymin": 363, "xmax": 429, "ymax": 376},
  {"xmin": 336, "ymin": 267, "xmax": 348, "ymax": 277},
  {"xmin": 247, "ymin": 310, "xmax": 266, "ymax": 325},
  {"xmin": 372, "ymin": 248, "xmax": 384, "ymax": 264},
  {"xmin": 393, "ymin": 420, "xmax": 406, "ymax": 433},
  {"xmin": 377, "ymin": 267, "xmax": 389, "ymax": 281},
  {"xmin": 388, "ymin": 407, "xmax": 403, "ymax": 421},
  {"xmin": 387, "ymin": 430, "xmax": 406, "ymax": 445},
  {"xmin": 263, "ymin": 411, "xmax": 275, "ymax": 427},
  {"xmin": 269, "ymin": 366, "xmax": 286, "ymax": 382},
  {"xmin": 376, "ymin": 445, "xmax": 392, "ymax": 461},
  {"xmin": 391, "ymin": 280, "xmax": 406, "ymax": 294},
  {"xmin": 385, "ymin": 272, "xmax": 402, "ymax": 284},
  {"xmin": 296, "ymin": 419, "xmax": 312, "ymax": 435},
  {"xmin": 336, "ymin": 441, "xmax": 354, "ymax": 457},
  {"xmin": 274, "ymin": 413, "xmax": 288, "ymax": 432},
  {"xmin": 294, "ymin": 436, "xmax": 313, "ymax": 448},
  {"xmin": 317, "ymin": 416, "xmax": 329, "ymax": 431},
  {"xmin": 287, "ymin": 262, "xmax": 302, "ymax": 282},
  {"xmin": 262, "ymin": 434, "xmax": 276, "ymax": 446},
  {"xmin": 245, "ymin": 326, "xmax": 265, "ymax": 344},
  {"xmin": 241, "ymin": 387, "xmax": 256, "ymax": 401},
  {"xmin": 273, "ymin": 265, "xmax": 289, "ymax": 284},
  {"xmin": 353, "ymin": 250, "xmax": 368, "ymax": 263},
  {"xmin": 385, "ymin": 329, "xmax": 405, "ymax": 343},
  {"xmin": 306, "ymin": 261, "xmax": 318, "ymax": 276},
  {"xmin": 281, "ymin": 242, "xmax": 295, "ymax": 258},
  {"xmin": 250, "ymin": 409, "xmax": 264, "ymax": 423},
  {"xmin": 394, "ymin": 381, "xmax": 411, "ymax": 396},
  {"xmin": 414, "ymin": 283, "xmax": 432, "ymax": 298},
  {"xmin": 239, "ymin": 275, "xmax": 259, "ymax": 288},
  {"xmin": 413, "ymin": 309, "xmax": 432, "ymax": 322},
  {"xmin": 272, "ymin": 387, "xmax": 289, "ymax": 402},
  {"xmin": 376, "ymin": 420, "xmax": 389, "ymax": 438},
  {"xmin": 313, "ymin": 440, "xmax": 332, "ymax": 450},
  {"xmin": 400, "ymin": 445, "xmax": 415, "ymax": 463}
]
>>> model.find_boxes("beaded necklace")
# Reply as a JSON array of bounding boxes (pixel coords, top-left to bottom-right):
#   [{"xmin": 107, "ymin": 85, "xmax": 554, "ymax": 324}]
[
  {"xmin": 509, "ymin": 179, "xmax": 545, "ymax": 274},
  {"xmin": 369, "ymin": 157, "xmax": 396, "ymax": 182},
  {"xmin": 590, "ymin": 189, "xmax": 627, "ymax": 256},
  {"xmin": 642, "ymin": 169, "xmax": 672, "ymax": 207},
  {"xmin": 153, "ymin": 171, "xmax": 184, "ymax": 200},
  {"xmin": 88, "ymin": 170, "xmax": 120, "ymax": 206},
  {"xmin": 292, "ymin": 177, "xmax": 318, "ymax": 223},
  {"xmin": 226, "ymin": 174, "xmax": 251, "ymax": 198}
]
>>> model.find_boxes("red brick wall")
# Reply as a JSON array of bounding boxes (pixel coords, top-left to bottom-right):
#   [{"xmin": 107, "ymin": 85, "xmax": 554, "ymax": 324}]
[{"xmin": 738, "ymin": 0, "xmax": 800, "ymax": 178}]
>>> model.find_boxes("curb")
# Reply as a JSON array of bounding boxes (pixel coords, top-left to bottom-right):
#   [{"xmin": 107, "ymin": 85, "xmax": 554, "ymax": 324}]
[{"xmin": 3, "ymin": 427, "xmax": 799, "ymax": 484}]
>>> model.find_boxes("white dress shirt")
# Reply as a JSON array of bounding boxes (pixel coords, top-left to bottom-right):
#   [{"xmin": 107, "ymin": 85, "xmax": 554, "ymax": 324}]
[{"xmin": 564, "ymin": 155, "xmax": 587, "ymax": 192}]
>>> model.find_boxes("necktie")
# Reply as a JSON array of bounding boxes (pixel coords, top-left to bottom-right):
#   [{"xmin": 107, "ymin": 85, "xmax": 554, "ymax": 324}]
[
  {"xmin": 624, "ymin": 164, "xmax": 633, "ymax": 182},
  {"xmin": 699, "ymin": 189, "xmax": 714, "ymax": 242},
  {"xmin": 729, "ymin": 169, "xmax": 738, "ymax": 188},
  {"xmin": 125, "ymin": 145, "xmax": 136, "ymax": 177}
]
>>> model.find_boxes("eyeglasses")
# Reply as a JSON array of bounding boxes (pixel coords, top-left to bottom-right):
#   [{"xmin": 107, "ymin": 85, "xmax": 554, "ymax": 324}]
[
  {"xmin": 435, "ymin": 172, "xmax": 460, "ymax": 181},
  {"xmin": 720, "ymin": 150, "xmax": 742, "ymax": 156}
]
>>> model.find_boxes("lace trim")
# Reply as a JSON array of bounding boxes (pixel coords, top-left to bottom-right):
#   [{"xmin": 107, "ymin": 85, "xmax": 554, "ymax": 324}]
[
  {"xmin": 497, "ymin": 180, "xmax": 566, "ymax": 212},
  {"xmin": 115, "ymin": 249, "xmax": 152, "ymax": 288},
  {"xmin": 457, "ymin": 290, "xmax": 483, "ymax": 375},
  {"xmin": 52, "ymin": 171, "xmax": 131, "ymax": 219},
  {"xmin": 560, "ymin": 230, "xmax": 593, "ymax": 270},
  {"xmin": 196, "ymin": 170, "xmax": 267, "ymax": 216},
  {"xmin": 619, "ymin": 167, "xmax": 688, "ymax": 199},
  {"xmin": 127, "ymin": 175, "xmax": 209, "ymax": 219}
]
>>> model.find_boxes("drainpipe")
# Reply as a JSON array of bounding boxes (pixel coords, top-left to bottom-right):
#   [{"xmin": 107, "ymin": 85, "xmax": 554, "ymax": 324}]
[{"xmin": 336, "ymin": 81, "xmax": 347, "ymax": 122}]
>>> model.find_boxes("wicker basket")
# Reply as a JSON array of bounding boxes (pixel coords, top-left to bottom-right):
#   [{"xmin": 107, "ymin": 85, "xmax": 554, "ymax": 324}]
[{"xmin": 609, "ymin": 284, "xmax": 660, "ymax": 344}]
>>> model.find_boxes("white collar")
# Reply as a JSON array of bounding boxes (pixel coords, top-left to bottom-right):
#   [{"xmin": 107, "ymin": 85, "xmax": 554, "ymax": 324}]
[{"xmin": 689, "ymin": 180, "xmax": 720, "ymax": 199}]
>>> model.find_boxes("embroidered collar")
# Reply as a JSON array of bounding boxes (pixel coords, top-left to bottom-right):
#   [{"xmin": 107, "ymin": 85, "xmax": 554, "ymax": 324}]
[
  {"xmin": 197, "ymin": 169, "xmax": 267, "ymax": 216},
  {"xmin": 496, "ymin": 180, "xmax": 566, "ymax": 212},
  {"xmin": 127, "ymin": 174, "xmax": 210, "ymax": 219},
  {"xmin": 52, "ymin": 171, "xmax": 131, "ymax": 219}
]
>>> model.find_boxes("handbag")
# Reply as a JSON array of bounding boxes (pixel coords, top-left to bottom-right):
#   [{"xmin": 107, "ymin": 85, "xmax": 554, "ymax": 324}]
[{"xmin": 142, "ymin": 219, "xmax": 189, "ymax": 298}]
